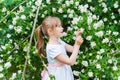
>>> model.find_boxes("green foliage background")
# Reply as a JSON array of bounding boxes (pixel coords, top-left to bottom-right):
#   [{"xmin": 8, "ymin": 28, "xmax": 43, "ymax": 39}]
[{"xmin": 0, "ymin": 0, "xmax": 120, "ymax": 80}]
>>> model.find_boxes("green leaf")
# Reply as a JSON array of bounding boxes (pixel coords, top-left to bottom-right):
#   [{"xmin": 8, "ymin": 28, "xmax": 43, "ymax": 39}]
[{"xmin": 4, "ymin": 0, "xmax": 14, "ymax": 5}]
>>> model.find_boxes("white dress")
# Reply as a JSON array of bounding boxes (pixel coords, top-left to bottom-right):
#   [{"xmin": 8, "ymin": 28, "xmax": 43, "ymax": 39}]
[{"xmin": 41, "ymin": 39, "xmax": 74, "ymax": 80}]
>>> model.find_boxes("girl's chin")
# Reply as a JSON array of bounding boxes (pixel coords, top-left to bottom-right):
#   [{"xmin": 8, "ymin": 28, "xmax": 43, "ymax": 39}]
[{"xmin": 59, "ymin": 35, "xmax": 64, "ymax": 38}]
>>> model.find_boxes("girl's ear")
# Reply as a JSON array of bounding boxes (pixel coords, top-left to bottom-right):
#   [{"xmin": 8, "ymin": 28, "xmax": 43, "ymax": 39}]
[{"xmin": 47, "ymin": 28, "xmax": 54, "ymax": 35}]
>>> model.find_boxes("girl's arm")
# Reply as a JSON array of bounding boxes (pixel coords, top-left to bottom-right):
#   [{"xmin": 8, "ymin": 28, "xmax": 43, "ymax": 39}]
[
  {"xmin": 65, "ymin": 44, "xmax": 73, "ymax": 53},
  {"xmin": 55, "ymin": 35, "xmax": 83, "ymax": 66},
  {"xmin": 65, "ymin": 29, "xmax": 82, "ymax": 53}
]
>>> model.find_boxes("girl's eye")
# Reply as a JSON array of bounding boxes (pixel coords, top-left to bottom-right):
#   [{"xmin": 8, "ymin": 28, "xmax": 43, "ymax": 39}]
[
  {"xmin": 57, "ymin": 26, "xmax": 60, "ymax": 27},
  {"xmin": 59, "ymin": 26, "xmax": 62, "ymax": 27}
]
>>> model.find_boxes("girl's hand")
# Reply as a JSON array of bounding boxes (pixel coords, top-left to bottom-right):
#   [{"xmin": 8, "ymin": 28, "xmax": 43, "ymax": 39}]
[
  {"xmin": 76, "ymin": 29, "xmax": 82, "ymax": 37},
  {"xmin": 75, "ymin": 35, "xmax": 83, "ymax": 46},
  {"xmin": 75, "ymin": 29, "xmax": 83, "ymax": 45}
]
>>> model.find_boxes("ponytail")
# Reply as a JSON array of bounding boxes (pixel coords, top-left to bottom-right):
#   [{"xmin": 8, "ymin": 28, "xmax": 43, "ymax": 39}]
[{"xmin": 35, "ymin": 25, "xmax": 45, "ymax": 57}]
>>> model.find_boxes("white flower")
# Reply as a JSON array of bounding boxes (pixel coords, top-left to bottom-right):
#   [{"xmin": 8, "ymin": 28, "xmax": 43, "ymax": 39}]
[
  {"xmin": 99, "ymin": 49, "xmax": 104, "ymax": 54},
  {"xmin": 102, "ymin": 38, "xmax": 109, "ymax": 43},
  {"xmin": 79, "ymin": 4, "xmax": 88, "ymax": 13},
  {"xmin": 73, "ymin": 70, "xmax": 80, "ymax": 76},
  {"xmin": 102, "ymin": 75, "xmax": 105, "ymax": 78},
  {"xmin": 0, "ymin": 60, "xmax": 3, "ymax": 63},
  {"xmin": 114, "ymin": 1, "xmax": 119, "ymax": 8},
  {"xmin": 63, "ymin": 32, "xmax": 67, "ymax": 36},
  {"xmin": 86, "ymin": 36, "xmax": 92, "ymax": 41},
  {"xmin": 114, "ymin": 20, "xmax": 117, "ymax": 24},
  {"xmin": 108, "ymin": 59, "xmax": 112, "ymax": 64},
  {"xmin": 73, "ymin": 36, "xmax": 76, "ymax": 40},
  {"xmin": 111, "ymin": 15, "xmax": 115, "ymax": 19},
  {"xmin": 29, "ymin": 13, "xmax": 34, "ymax": 18},
  {"xmin": 2, "ymin": 7, "xmax": 7, "ymax": 12},
  {"xmin": 18, "ymin": 70, "xmax": 22, "ymax": 74},
  {"xmin": 117, "ymin": 38, "xmax": 120, "ymax": 43},
  {"xmin": 70, "ymin": 0, "xmax": 74, "ymax": 4},
  {"xmin": 75, "ymin": 2, "xmax": 79, "ymax": 6},
  {"xmin": 96, "ymin": 64, "xmax": 101, "ymax": 69},
  {"xmin": 81, "ymin": 69, "xmax": 85, "ymax": 73},
  {"xmin": 58, "ymin": 8, "xmax": 63, "ymax": 13},
  {"xmin": 72, "ymin": 17, "xmax": 80, "ymax": 24},
  {"xmin": 0, "ymin": 73, "xmax": 4, "ymax": 78},
  {"xmin": 8, "ymin": 56, "xmax": 12, "ymax": 60},
  {"xmin": 82, "ymin": 61, "xmax": 88, "ymax": 67},
  {"xmin": 32, "ymin": 5, "xmax": 37, "ymax": 12},
  {"xmin": 68, "ymin": 13, "xmax": 73, "ymax": 18},
  {"xmin": 65, "ymin": 1, "xmax": 70, "ymax": 6},
  {"xmin": 101, "ymin": 2, "xmax": 107, "ymax": 8},
  {"xmin": 118, "ymin": 9, "xmax": 120, "ymax": 14},
  {"xmin": 4, "ymin": 62, "xmax": 11, "ymax": 69},
  {"xmin": 41, "ymin": 14, "xmax": 45, "ymax": 18},
  {"xmin": 7, "ymin": 34, "xmax": 11, "ymax": 38},
  {"xmin": 87, "ymin": 16, "xmax": 93, "ymax": 25},
  {"xmin": 0, "ymin": 66, "xmax": 3, "ymax": 72},
  {"xmin": 9, "ymin": 73, "xmax": 17, "ymax": 80},
  {"xmin": 89, "ymin": 53, "xmax": 92, "ymax": 56},
  {"xmin": 19, "ymin": 5, "xmax": 24, "ymax": 12},
  {"xmin": 113, "ymin": 32, "xmax": 119, "ymax": 36},
  {"xmin": 63, "ymin": 14, "xmax": 67, "ymax": 18},
  {"xmin": 12, "ymin": 20, "xmax": 17, "ymax": 25},
  {"xmin": 67, "ymin": 27, "xmax": 73, "ymax": 31},
  {"xmin": 90, "ymin": 42, "xmax": 96, "ymax": 48},
  {"xmin": 23, "ymin": 46, "xmax": 28, "ymax": 52},
  {"xmin": 69, "ymin": 9, "xmax": 74, "ymax": 14},
  {"xmin": 14, "ymin": 43, "xmax": 19, "ymax": 49},
  {"xmin": 35, "ymin": 0, "xmax": 42, "ymax": 6},
  {"xmin": 92, "ymin": 15, "xmax": 97, "ymax": 19},
  {"xmin": 112, "ymin": 65, "xmax": 118, "ymax": 71},
  {"xmin": 103, "ymin": 7, "xmax": 108, "ymax": 13},
  {"xmin": 9, "ymin": 25, "xmax": 14, "ymax": 29},
  {"xmin": 93, "ymin": 20, "xmax": 103, "ymax": 29},
  {"xmin": 118, "ymin": 76, "xmax": 120, "ymax": 80},
  {"xmin": 46, "ymin": 0, "xmax": 50, "ymax": 4},
  {"xmin": 0, "ymin": 28, "xmax": 2, "ymax": 31},
  {"xmin": 73, "ymin": 26, "xmax": 78, "ymax": 30},
  {"xmin": 88, "ymin": 0, "xmax": 92, "ymax": 2},
  {"xmin": 96, "ymin": 55, "xmax": 102, "ymax": 60},
  {"xmin": 67, "ymin": 9, "xmax": 71, "ymax": 13},
  {"xmin": 103, "ymin": 18, "xmax": 107, "ymax": 22},
  {"xmin": 21, "ymin": 15, "xmax": 26, "ymax": 20},
  {"xmin": 1, "ymin": 45, "xmax": 6, "ymax": 50},
  {"xmin": 90, "ymin": 6, "xmax": 95, "ymax": 11},
  {"xmin": 52, "ymin": 8, "xmax": 56, "ymax": 12},
  {"xmin": 58, "ymin": 0, "xmax": 63, "ymax": 4},
  {"xmin": 14, "ymin": 26, "xmax": 22, "ymax": 33},
  {"xmin": 94, "ymin": 78, "xmax": 99, "ymax": 80},
  {"xmin": 80, "ymin": 28, "xmax": 84, "ymax": 33},
  {"xmin": 12, "ymin": 16, "xmax": 19, "ymax": 25},
  {"xmin": 88, "ymin": 71, "xmax": 93, "ymax": 77},
  {"xmin": 106, "ymin": 30, "xmax": 111, "ymax": 35}
]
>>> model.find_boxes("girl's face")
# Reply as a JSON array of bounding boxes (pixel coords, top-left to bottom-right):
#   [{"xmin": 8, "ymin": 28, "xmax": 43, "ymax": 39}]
[
  {"xmin": 46, "ymin": 18, "xmax": 64, "ymax": 38},
  {"xmin": 54, "ymin": 25, "xmax": 64, "ymax": 38}
]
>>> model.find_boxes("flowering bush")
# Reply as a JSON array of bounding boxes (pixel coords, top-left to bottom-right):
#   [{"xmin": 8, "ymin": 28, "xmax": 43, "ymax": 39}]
[{"xmin": 0, "ymin": 0, "xmax": 120, "ymax": 80}]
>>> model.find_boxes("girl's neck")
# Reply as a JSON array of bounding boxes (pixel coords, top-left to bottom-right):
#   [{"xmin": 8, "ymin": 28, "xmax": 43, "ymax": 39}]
[{"xmin": 48, "ymin": 36, "xmax": 60, "ymax": 44}]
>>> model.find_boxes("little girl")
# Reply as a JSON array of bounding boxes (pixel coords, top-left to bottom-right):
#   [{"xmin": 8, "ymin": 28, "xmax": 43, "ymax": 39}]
[{"xmin": 35, "ymin": 16, "xmax": 83, "ymax": 80}]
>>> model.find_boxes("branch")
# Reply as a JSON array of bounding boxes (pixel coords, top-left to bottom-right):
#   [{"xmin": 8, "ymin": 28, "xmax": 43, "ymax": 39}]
[
  {"xmin": 9, "ymin": 35, "xmax": 30, "ymax": 54},
  {"xmin": 21, "ymin": 4, "xmax": 41, "ymax": 80},
  {"xmin": 0, "ymin": 0, "xmax": 27, "ymax": 23}
]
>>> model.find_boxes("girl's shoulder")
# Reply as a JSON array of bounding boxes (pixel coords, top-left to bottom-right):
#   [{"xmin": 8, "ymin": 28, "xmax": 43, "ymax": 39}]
[
  {"xmin": 46, "ymin": 38, "xmax": 66, "ymax": 50},
  {"xmin": 46, "ymin": 43, "xmax": 61, "ymax": 50}
]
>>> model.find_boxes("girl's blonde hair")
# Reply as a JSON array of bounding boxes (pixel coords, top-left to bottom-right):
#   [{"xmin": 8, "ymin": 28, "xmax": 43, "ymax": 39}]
[{"xmin": 35, "ymin": 16, "xmax": 61, "ymax": 57}]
